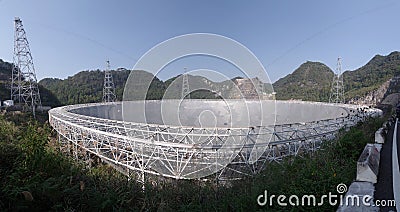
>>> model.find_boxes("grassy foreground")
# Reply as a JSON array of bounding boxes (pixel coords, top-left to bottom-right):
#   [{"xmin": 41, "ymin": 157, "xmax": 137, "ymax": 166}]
[{"xmin": 0, "ymin": 112, "xmax": 383, "ymax": 211}]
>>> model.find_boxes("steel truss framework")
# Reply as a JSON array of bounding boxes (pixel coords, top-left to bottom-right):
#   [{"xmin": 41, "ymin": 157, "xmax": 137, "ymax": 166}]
[
  {"xmin": 49, "ymin": 102, "xmax": 381, "ymax": 181},
  {"xmin": 102, "ymin": 60, "xmax": 116, "ymax": 103},
  {"xmin": 182, "ymin": 71, "xmax": 190, "ymax": 99},
  {"xmin": 11, "ymin": 17, "xmax": 42, "ymax": 112},
  {"xmin": 329, "ymin": 57, "xmax": 345, "ymax": 104}
]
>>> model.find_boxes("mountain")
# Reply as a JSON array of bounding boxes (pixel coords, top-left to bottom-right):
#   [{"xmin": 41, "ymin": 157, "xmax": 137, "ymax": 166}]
[
  {"xmin": 39, "ymin": 69, "xmax": 165, "ymax": 105},
  {"xmin": 40, "ymin": 69, "xmax": 124, "ymax": 105},
  {"xmin": 39, "ymin": 71, "xmax": 224, "ymax": 105},
  {"xmin": 273, "ymin": 51, "xmax": 400, "ymax": 103},
  {"xmin": 39, "ymin": 70, "xmax": 269, "ymax": 105},
  {"xmin": 273, "ymin": 61, "xmax": 334, "ymax": 101},
  {"xmin": 2, "ymin": 51, "xmax": 400, "ymax": 107},
  {"xmin": 344, "ymin": 51, "xmax": 400, "ymax": 100},
  {"xmin": 163, "ymin": 75, "xmax": 218, "ymax": 99}
]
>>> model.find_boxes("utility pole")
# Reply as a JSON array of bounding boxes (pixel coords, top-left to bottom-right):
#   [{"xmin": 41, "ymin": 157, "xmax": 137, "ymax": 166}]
[
  {"xmin": 329, "ymin": 57, "xmax": 345, "ymax": 104},
  {"xmin": 102, "ymin": 60, "xmax": 116, "ymax": 102},
  {"xmin": 11, "ymin": 17, "xmax": 42, "ymax": 116},
  {"xmin": 182, "ymin": 67, "xmax": 190, "ymax": 99}
]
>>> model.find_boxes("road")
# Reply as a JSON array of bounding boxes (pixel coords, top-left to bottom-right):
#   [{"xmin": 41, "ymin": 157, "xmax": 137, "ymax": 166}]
[{"xmin": 375, "ymin": 118, "xmax": 400, "ymax": 211}]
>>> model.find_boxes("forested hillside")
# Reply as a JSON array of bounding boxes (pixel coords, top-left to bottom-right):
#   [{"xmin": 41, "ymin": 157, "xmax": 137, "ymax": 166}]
[
  {"xmin": 273, "ymin": 61, "xmax": 334, "ymax": 101},
  {"xmin": 344, "ymin": 51, "xmax": 400, "ymax": 99},
  {"xmin": 1, "ymin": 51, "xmax": 400, "ymax": 106},
  {"xmin": 39, "ymin": 69, "xmax": 132, "ymax": 105},
  {"xmin": 273, "ymin": 51, "xmax": 400, "ymax": 102},
  {"xmin": 38, "ymin": 69, "xmax": 196, "ymax": 105},
  {"xmin": 0, "ymin": 59, "xmax": 13, "ymax": 101}
]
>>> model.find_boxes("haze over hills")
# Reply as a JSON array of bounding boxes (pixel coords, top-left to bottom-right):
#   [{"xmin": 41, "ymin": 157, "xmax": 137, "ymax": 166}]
[{"xmin": 1, "ymin": 51, "xmax": 399, "ymax": 107}]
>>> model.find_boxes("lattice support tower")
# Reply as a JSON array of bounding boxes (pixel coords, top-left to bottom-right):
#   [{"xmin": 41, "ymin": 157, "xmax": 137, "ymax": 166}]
[
  {"xmin": 102, "ymin": 60, "xmax": 117, "ymax": 102},
  {"xmin": 329, "ymin": 57, "xmax": 345, "ymax": 104},
  {"xmin": 255, "ymin": 77, "xmax": 264, "ymax": 100},
  {"xmin": 182, "ymin": 67, "xmax": 190, "ymax": 99},
  {"xmin": 11, "ymin": 17, "xmax": 42, "ymax": 114}
]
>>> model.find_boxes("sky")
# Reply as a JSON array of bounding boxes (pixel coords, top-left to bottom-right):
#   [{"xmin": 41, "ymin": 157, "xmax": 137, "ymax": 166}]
[{"xmin": 0, "ymin": 0, "xmax": 399, "ymax": 83}]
